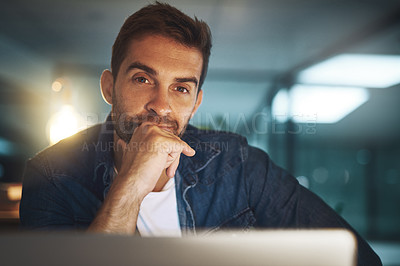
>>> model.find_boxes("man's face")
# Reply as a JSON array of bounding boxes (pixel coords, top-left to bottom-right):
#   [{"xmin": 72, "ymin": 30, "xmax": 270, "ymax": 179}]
[{"xmin": 110, "ymin": 35, "xmax": 203, "ymax": 143}]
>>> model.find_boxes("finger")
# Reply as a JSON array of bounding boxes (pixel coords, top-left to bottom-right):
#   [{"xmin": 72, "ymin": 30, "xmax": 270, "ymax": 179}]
[
  {"xmin": 134, "ymin": 122, "xmax": 152, "ymax": 135},
  {"xmin": 181, "ymin": 142, "xmax": 195, "ymax": 157},
  {"xmin": 116, "ymin": 138, "xmax": 127, "ymax": 152},
  {"xmin": 166, "ymin": 154, "xmax": 180, "ymax": 178}
]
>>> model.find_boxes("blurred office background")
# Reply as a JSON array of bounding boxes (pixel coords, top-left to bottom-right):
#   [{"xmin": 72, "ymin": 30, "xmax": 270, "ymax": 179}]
[{"xmin": 0, "ymin": 0, "xmax": 399, "ymax": 264}]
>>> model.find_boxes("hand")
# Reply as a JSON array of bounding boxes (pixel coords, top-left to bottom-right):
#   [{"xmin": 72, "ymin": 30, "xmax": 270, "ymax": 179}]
[{"xmin": 116, "ymin": 122, "xmax": 195, "ymax": 196}]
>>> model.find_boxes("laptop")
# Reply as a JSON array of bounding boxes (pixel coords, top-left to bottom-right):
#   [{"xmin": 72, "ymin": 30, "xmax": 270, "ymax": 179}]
[{"xmin": 0, "ymin": 229, "xmax": 356, "ymax": 266}]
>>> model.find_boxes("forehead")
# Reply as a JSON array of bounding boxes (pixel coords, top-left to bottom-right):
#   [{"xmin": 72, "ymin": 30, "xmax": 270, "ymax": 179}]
[{"xmin": 121, "ymin": 34, "xmax": 203, "ymax": 77}]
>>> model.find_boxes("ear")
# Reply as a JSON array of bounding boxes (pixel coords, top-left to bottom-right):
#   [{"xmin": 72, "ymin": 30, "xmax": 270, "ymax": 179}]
[
  {"xmin": 190, "ymin": 89, "xmax": 203, "ymax": 119},
  {"xmin": 100, "ymin": 69, "xmax": 114, "ymax": 105}
]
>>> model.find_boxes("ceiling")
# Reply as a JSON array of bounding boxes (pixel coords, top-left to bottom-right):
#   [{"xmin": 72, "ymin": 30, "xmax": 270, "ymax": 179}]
[{"xmin": 0, "ymin": 0, "xmax": 400, "ymax": 161}]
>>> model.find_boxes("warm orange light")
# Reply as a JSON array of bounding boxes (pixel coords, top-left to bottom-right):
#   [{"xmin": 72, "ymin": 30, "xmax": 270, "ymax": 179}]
[
  {"xmin": 52, "ymin": 81, "xmax": 63, "ymax": 92},
  {"xmin": 7, "ymin": 184, "xmax": 22, "ymax": 201},
  {"xmin": 47, "ymin": 105, "xmax": 85, "ymax": 145}
]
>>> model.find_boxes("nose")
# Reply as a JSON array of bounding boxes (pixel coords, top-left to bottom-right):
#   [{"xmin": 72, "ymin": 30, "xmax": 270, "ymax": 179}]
[{"xmin": 145, "ymin": 86, "xmax": 172, "ymax": 116}]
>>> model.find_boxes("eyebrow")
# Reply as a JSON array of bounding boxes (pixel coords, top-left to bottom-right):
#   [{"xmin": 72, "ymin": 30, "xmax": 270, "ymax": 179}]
[
  {"xmin": 126, "ymin": 61, "xmax": 199, "ymax": 87},
  {"xmin": 126, "ymin": 62, "xmax": 157, "ymax": 76},
  {"xmin": 175, "ymin": 77, "xmax": 198, "ymax": 87}
]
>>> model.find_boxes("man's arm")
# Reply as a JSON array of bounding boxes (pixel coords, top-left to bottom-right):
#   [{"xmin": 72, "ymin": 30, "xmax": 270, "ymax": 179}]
[
  {"xmin": 244, "ymin": 146, "xmax": 382, "ymax": 266},
  {"xmin": 20, "ymin": 156, "xmax": 76, "ymax": 229},
  {"xmin": 88, "ymin": 123, "xmax": 195, "ymax": 233}
]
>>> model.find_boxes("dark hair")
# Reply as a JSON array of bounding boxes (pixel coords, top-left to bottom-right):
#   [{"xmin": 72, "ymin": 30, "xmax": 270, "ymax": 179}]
[{"xmin": 111, "ymin": 2, "xmax": 212, "ymax": 90}]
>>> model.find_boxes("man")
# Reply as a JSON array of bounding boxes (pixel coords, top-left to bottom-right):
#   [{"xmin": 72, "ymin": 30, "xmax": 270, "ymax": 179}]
[{"xmin": 20, "ymin": 2, "xmax": 381, "ymax": 265}]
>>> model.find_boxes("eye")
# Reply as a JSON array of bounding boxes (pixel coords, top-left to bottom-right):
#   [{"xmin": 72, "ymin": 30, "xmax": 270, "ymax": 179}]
[
  {"xmin": 134, "ymin": 76, "xmax": 150, "ymax": 84},
  {"xmin": 175, "ymin": 86, "xmax": 189, "ymax": 94}
]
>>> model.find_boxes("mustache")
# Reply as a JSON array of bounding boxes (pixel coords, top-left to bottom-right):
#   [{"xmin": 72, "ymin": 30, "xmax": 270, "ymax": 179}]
[
  {"xmin": 115, "ymin": 113, "xmax": 179, "ymax": 135},
  {"xmin": 131, "ymin": 114, "xmax": 178, "ymax": 130}
]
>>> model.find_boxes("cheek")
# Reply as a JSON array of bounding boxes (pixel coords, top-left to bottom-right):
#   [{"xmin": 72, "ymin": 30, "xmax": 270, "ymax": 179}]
[
  {"xmin": 175, "ymin": 107, "xmax": 196, "ymax": 124},
  {"xmin": 116, "ymin": 88, "xmax": 149, "ymax": 111}
]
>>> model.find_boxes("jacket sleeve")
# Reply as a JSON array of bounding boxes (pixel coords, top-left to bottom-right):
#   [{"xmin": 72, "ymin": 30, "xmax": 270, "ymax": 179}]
[
  {"xmin": 244, "ymin": 146, "xmax": 382, "ymax": 266},
  {"xmin": 19, "ymin": 155, "xmax": 76, "ymax": 230}
]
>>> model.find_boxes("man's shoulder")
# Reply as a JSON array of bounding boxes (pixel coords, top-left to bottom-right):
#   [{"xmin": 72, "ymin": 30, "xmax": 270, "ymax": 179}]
[
  {"xmin": 27, "ymin": 124, "xmax": 103, "ymax": 176},
  {"xmin": 184, "ymin": 124, "xmax": 248, "ymax": 145},
  {"xmin": 183, "ymin": 124, "xmax": 259, "ymax": 162},
  {"xmin": 187, "ymin": 125, "xmax": 271, "ymax": 162}
]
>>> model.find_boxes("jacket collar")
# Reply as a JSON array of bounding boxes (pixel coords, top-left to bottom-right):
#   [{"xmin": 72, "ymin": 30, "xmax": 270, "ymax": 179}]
[
  {"xmin": 179, "ymin": 125, "xmax": 221, "ymax": 179},
  {"xmin": 94, "ymin": 115, "xmax": 115, "ymax": 199}
]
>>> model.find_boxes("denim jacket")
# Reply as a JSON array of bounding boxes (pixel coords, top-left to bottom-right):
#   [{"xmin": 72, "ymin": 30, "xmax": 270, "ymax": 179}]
[{"xmin": 20, "ymin": 118, "xmax": 381, "ymax": 266}]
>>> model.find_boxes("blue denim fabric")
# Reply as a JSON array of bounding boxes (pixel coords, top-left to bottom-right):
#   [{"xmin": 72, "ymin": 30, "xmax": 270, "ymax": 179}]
[{"xmin": 20, "ymin": 117, "xmax": 381, "ymax": 265}]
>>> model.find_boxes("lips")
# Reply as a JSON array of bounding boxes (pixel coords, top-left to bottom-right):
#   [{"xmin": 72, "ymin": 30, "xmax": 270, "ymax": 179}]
[{"xmin": 157, "ymin": 125, "xmax": 174, "ymax": 133}]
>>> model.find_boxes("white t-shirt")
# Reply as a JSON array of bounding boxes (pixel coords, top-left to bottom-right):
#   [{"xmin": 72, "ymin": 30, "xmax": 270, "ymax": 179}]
[{"xmin": 136, "ymin": 177, "xmax": 182, "ymax": 237}]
